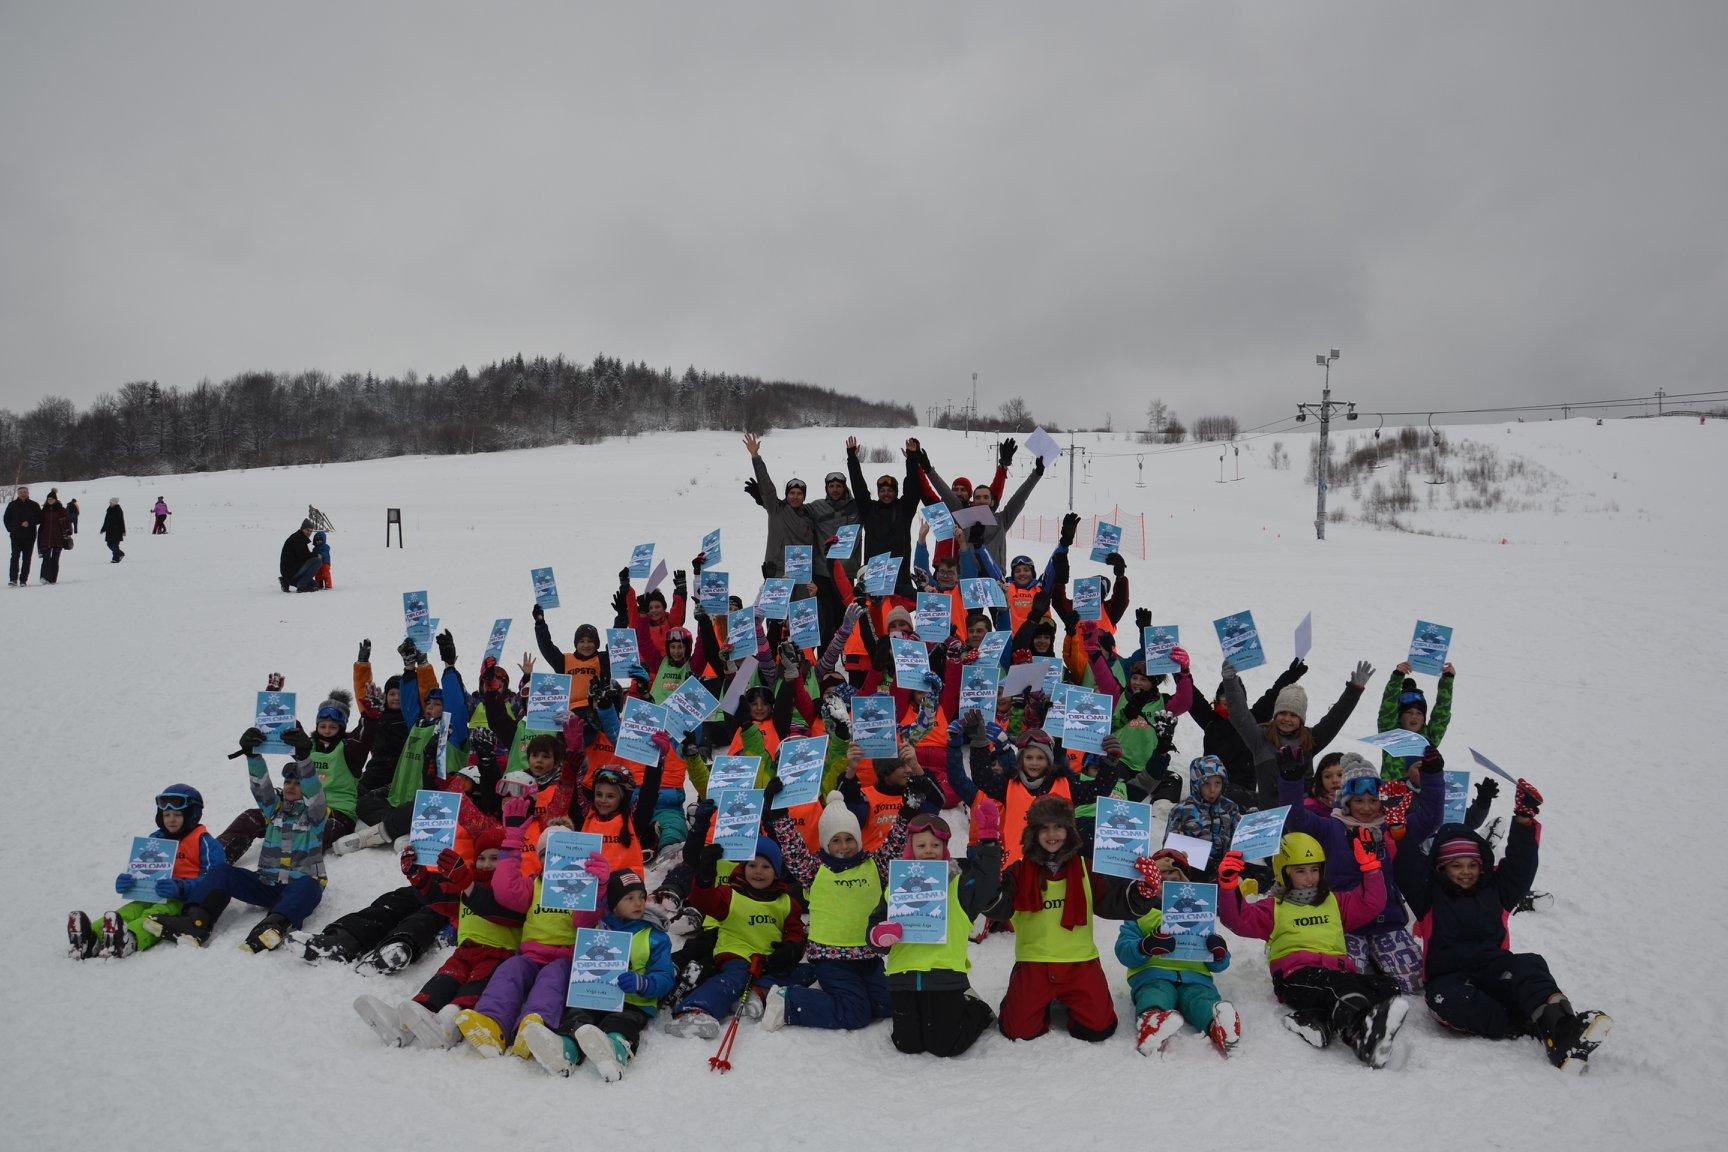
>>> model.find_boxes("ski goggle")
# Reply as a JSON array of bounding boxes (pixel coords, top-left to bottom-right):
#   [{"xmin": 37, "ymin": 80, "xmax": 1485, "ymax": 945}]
[
  {"xmin": 155, "ymin": 793, "xmax": 194, "ymax": 812},
  {"xmin": 1341, "ymin": 776, "xmax": 1381, "ymax": 799}
]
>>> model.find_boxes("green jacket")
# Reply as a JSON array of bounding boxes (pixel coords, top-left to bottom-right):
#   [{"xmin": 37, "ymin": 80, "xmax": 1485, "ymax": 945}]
[{"xmin": 1377, "ymin": 671, "xmax": 1453, "ymax": 780}]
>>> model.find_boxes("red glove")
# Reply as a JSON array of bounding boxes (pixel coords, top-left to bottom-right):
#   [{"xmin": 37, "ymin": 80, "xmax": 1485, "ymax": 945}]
[
  {"xmin": 1170, "ymin": 646, "xmax": 1190, "ymax": 673},
  {"xmin": 1514, "ymin": 778, "xmax": 1543, "ymax": 820},
  {"xmin": 973, "ymin": 797, "xmax": 1002, "ymax": 843},
  {"xmin": 266, "ymin": 672, "xmax": 284, "ymax": 692},
  {"xmin": 398, "ymin": 844, "xmax": 420, "ymax": 878},
  {"xmin": 1216, "ymin": 850, "xmax": 1246, "ymax": 891},
  {"xmin": 1351, "ymin": 827, "xmax": 1382, "ymax": 873},
  {"xmin": 868, "ymin": 921, "xmax": 904, "ymax": 949},
  {"xmin": 1132, "ymin": 855, "xmax": 1164, "ymax": 902},
  {"xmin": 435, "ymin": 849, "xmax": 471, "ymax": 889},
  {"xmin": 651, "ymin": 730, "xmax": 675, "ymax": 757}
]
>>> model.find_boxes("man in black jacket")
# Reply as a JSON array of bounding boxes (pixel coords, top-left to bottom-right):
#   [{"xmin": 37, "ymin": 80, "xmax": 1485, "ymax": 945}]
[
  {"xmin": 279, "ymin": 517, "xmax": 320, "ymax": 592},
  {"xmin": 6, "ymin": 485, "xmax": 41, "ymax": 587},
  {"xmin": 845, "ymin": 436, "xmax": 923, "ymax": 599}
]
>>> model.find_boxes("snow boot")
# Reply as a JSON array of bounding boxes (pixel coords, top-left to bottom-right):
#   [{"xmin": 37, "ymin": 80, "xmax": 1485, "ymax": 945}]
[
  {"xmin": 511, "ymin": 1013, "xmax": 548, "ymax": 1059},
  {"xmin": 300, "ymin": 927, "xmax": 361, "ymax": 964},
  {"xmin": 575, "ymin": 1024, "xmax": 630, "ymax": 1082},
  {"xmin": 240, "ymin": 913, "xmax": 291, "ymax": 954},
  {"xmin": 67, "ymin": 912, "xmax": 99, "ymax": 960},
  {"xmin": 455, "ymin": 1009, "xmax": 505, "ymax": 1057},
  {"xmin": 520, "ymin": 1019, "xmax": 580, "ymax": 1077},
  {"xmin": 665, "ymin": 1010, "xmax": 721, "ymax": 1040},
  {"xmin": 147, "ymin": 904, "xmax": 216, "ymax": 946},
  {"xmin": 1514, "ymin": 890, "xmax": 1555, "ymax": 915},
  {"xmin": 98, "ymin": 912, "xmax": 137, "ymax": 959},
  {"xmin": 1350, "ymin": 997, "xmax": 1409, "ymax": 1069},
  {"xmin": 1282, "ymin": 1010, "xmax": 1330, "ymax": 1049},
  {"xmin": 759, "ymin": 986, "xmax": 789, "ymax": 1032},
  {"xmin": 332, "ymin": 823, "xmax": 389, "ymax": 856},
  {"xmin": 356, "ymin": 940, "xmax": 414, "ymax": 974},
  {"xmin": 736, "ymin": 988, "xmax": 766, "ymax": 1022},
  {"xmin": 649, "ymin": 887, "xmax": 684, "ymax": 919},
  {"xmin": 399, "ymin": 1000, "xmax": 461, "ymax": 1049},
  {"xmin": 1134, "ymin": 1008, "xmax": 1183, "ymax": 1056},
  {"xmin": 667, "ymin": 958, "xmax": 706, "ymax": 1007},
  {"xmin": 353, "ymin": 995, "xmax": 414, "ymax": 1046},
  {"xmin": 1538, "ymin": 1001, "xmax": 1612, "ymax": 1072},
  {"xmin": 1208, "ymin": 1001, "xmax": 1241, "ymax": 1058}
]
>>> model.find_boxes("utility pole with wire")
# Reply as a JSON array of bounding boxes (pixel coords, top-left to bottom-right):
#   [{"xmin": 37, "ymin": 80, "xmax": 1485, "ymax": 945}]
[
  {"xmin": 969, "ymin": 372, "xmax": 978, "ymax": 438},
  {"xmin": 1296, "ymin": 348, "xmax": 1356, "ymax": 541},
  {"xmin": 1656, "ymin": 388, "xmax": 1666, "ymax": 417}
]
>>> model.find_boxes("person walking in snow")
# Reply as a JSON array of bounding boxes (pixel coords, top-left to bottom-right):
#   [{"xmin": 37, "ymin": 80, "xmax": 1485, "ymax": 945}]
[
  {"xmin": 151, "ymin": 496, "xmax": 170, "ymax": 534},
  {"xmin": 101, "ymin": 498, "xmax": 127, "ymax": 563},
  {"xmin": 36, "ymin": 488, "xmax": 72, "ymax": 584},
  {"xmin": 6, "ymin": 485, "xmax": 41, "ymax": 587}
]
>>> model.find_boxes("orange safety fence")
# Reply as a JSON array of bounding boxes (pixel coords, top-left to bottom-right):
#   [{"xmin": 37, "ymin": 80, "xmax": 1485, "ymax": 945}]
[{"xmin": 1010, "ymin": 507, "xmax": 1147, "ymax": 560}]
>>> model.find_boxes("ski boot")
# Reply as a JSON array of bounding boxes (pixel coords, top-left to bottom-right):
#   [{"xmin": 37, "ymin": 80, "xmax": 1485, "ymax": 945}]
[
  {"xmin": 1513, "ymin": 891, "xmax": 1555, "ymax": 915},
  {"xmin": 98, "ymin": 912, "xmax": 137, "ymax": 959},
  {"xmin": 519, "ymin": 1019, "xmax": 579, "ymax": 1077},
  {"xmin": 1282, "ymin": 1009, "xmax": 1330, "ymax": 1049},
  {"xmin": 454, "ymin": 1009, "xmax": 505, "ymax": 1057},
  {"xmin": 299, "ymin": 927, "xmax": 360, "ymax": 964},
  {"xmin": 665, "ymin": 1010, "xmax": 721, "ymax": 1040},
  {"xmin": 1134, "ymin": 1008, "xmax": 1183, "ymax": 1056},
  {"xmin": 353, "ymin": 995, "xmax": 414, "ymax": 1046},
  {"xmin": 356, "ymin": 940, "xmax": 414, "ymax": 974},
  {"xmin": 239, "ymin": 913, "xmax": 291, "ymax": 953},
  {"xmin": 759, "ymin": 986, "xmax": 789, "ymax": 1032},
  {"xmin": 666, "ymin": 958, "xmax": 705, "ymax": 1007},
  {"xmin": 1347, "ymin": 996, "xmax": 1409, "ymax": 1069},
  {"xmin": 398, "ymin": 1000, "xmax": 461, "ymax": 1049},
  {"xmin": 332, "ymin": 822, "xmax": 390, "ymax": 856},
  {"xmin": 1538, "ymin": 1000, "xmax": 1613, "ymax": 1073},
  {"xmin": 511, "ymin": 1014, "xmax": 548, "ymax": 1059},
  {"xmin": 575, "ymin": 1024, "xmax": 631, "ymax": 1082},
  {"xmin": 649, "ymin": 886, "xmax": 684, "ymax": 919},
  {"xmin": 67, "ymin": 912, "xmax": 100, "ymax": 960},
  {"xmin": 1208, "ymin": 1001, "xmax": 1241, "ymax": 1058},
  {"xmin": 147, "ymin": 904, "xmax": 216, "ymax": 946},
  {"xmin": 737, "ymin": 987, "xmax": 766, "ymax": 1022}
]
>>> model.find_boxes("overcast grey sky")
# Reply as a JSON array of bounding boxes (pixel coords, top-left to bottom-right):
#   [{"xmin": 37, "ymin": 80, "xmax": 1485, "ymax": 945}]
[{"xmin": 2, "ymin": 1, "xmax": 1724, "ymax": 428}]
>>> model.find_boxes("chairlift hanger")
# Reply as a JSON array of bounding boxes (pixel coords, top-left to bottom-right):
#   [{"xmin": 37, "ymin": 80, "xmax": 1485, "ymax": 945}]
[{"xmin": 1423, "ymin": 413, "xmax": 1449, "ymax": 485}]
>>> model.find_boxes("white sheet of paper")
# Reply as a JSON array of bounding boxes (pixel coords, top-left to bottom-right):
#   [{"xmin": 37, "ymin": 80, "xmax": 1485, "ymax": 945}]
[
  {"xmin": 1026, "ymin": 427, "xmax": 1062, "ymax": 466},
  {"xmin": 999, "ymin": 661, "xmax": 1047, "ymax": 696},
  {"xmin": 1161, "ymin": 832, "xmax": 1214, "ymax": 873},
  {"xmin": 1294, "ymin": 612, "xmax": 1312, "ymax": 660},
  {"xmin": 720, "ymin": 656, "xmax": 760, "ymax": 713},
  {"xmin": 644, "ymin": 559, "xmax": 669, "ymax": 594},
  {"xmin": 953, "ymin": 505, "xmax": 998, "ymax": 529}
]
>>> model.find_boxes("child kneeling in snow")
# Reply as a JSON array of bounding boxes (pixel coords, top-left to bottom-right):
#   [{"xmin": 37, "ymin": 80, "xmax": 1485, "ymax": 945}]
[
  {"xmin": 70, "ymin": 784, "xmax": 224, "ymax": 960},
  {"xmin": 515, "ymin": 865, "xmax": 676, "ymax": 1081},
  {"xmin": 760, "ymin": 786, "xmax": 912, "ymax": 1032},
  {"xmin": 352, "ymin": 826, "xmax": 523, "ymax": 1048},
  {"xmin": 1115, "ymin": 848, "xmax": 1239, "ymax": 1058},
  {"xmin": 868, "ymin": 805, "xmax": 1004, "ymax": 1058},
  {"xmin": 979, "ymin": 795, "xmax": 1157, "ymax": 1043},
  {"xmin": 665, "ymin": 802, "xmax": 806, "ymax": 1040},
  {"xmin": 1216, "ymin": 830, "xmax": 1407, "ymax": 1068},
  {"xmin": 1396, "ymin": 778, "xmax": 1610, "ymax": 1072}
]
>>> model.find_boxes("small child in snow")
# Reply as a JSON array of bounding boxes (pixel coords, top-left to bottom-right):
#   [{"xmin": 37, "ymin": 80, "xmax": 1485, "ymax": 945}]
[
  {"xmin": 868, "ymin": 805, "xmax": 1004, "ymax": 1058},
  {"xmin": 1164, "ymin": 755, "xmax": 1240, "ymax": 879},
  {"xmin": 665, "ymin": 803, "xmax": 806, "ymax": 1040},
  {"xmin": 1114, "ymin": 848, "xmax": 1238, "ymax": 1058},
  {"xmin": 69, "ymin": 784, "xmax": 224, "ymax": 960},
  {"xmin": 352, "ymin": 825, "xmax": 524, "ymax": 1048},
  {"xmin": 1216, "ymin": 831, "xmax": 1408, "ymax": 1068},
  {"xmin": 1396, "ymin": 778, "xmax": 1610, "ymax": 1071},
  {"xmin": 151, "ymin": 725, "xmax": 326, "ymax": 952},
  {"xmin": 515, "ymin": 866, "xmax": 676, "ymax": 1081},
  {"xmin": 313, "ymin": 530, "xmax": 333, "ymax": 590}
]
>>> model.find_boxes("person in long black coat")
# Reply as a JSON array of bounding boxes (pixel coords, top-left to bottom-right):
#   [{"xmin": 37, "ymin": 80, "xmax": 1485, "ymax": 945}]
[{"xmin": 101, "ymin": 498, "xmax": 127, "ymax": 563}]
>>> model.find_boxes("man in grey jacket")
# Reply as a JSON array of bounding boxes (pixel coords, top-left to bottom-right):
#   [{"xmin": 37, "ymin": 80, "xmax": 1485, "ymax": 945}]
[
  {"xmin": 742, "ymin": 433, "xmax": 819, "ymax": 577},
  {"xmin": 805, "ymin": 470, "xmax": 859, "ymax": 576},
  {"xmin": 924, "ymin": 439, "xmax": 1046, "ymax": 573}
]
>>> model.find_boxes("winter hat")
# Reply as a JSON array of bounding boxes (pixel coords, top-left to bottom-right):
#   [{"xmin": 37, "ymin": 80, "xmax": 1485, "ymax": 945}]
[
  {"xmin": 1150, "ymin": 847, "xmax": 1194, "ymax": 880},
  {"xmin": 606, "ymin": 868, "xmax": 647, "ymax": 910},
  {"xmin": 1396, "ymin": 678, "xmax": 1428, "ymax": 717},
  {"xmin": 455, "ymin": 764, "xmax": 482, "ymax": 787},
  {"xmin": 1333, "ymin": 754, "xmax": 1382, "ymax": 812},
  {"xmin": 383, "ymin": 674, "xmax": 402, "ymax": 697},
  {"xmin": 818, "ymin": 790, "xmax": 862, "ymax": 850},
  {"xmin": 885, "ymin": 605, "xmax": 914, "ymax": 634},
  {"xmin": 752, "ymin": 836, "xmax": 784, "ymax": 877},
  {"xmin": 1022, "ymin": 795, "xmax": 1079, "ymax": 860},
  {"xmin": 424, "ymin": 687, "xmax": 444, "ymax": 705},
  {"xmin": 1272, "ymin": 684, "xmax": 1309, "ymax": 723},
  {"xmin": 315, "ymin": 688, "xmax": 353, "ymax": 729},
  {"xmin": 1435, "ymin": 838, "xmax": 1478, "ymax": 867},
  {"xmin": 474, "ymin": 826, "xmax": 506, "ymax": 855},
  {"xmin": 573, "ymin": 623, "xmax": 601, "ymax": 648}
]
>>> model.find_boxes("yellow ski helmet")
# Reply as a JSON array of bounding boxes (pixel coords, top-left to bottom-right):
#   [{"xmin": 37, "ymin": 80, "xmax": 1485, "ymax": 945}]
[{"xmin": 1272, "ymin": 832, "xmax": 1326, "ymax": 886}]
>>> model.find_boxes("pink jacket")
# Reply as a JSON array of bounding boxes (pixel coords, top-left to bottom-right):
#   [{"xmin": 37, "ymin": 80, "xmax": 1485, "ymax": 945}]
[
  {"xmin": 493, "ymin": 825, "xmax": 609, "ymax": 962},
  {"xmin": 1218, "ymin": 870, "xmax": 1387, "ymax": 980}
]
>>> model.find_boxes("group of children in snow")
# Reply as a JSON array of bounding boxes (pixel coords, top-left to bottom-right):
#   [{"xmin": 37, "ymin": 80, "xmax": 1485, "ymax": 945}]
[{"xmin": 71, "ymin": 433, "xmax": 1609, "ymax": 1080}]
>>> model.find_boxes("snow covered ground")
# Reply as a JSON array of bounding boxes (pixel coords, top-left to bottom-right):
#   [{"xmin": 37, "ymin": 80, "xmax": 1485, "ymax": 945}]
[{"xmin": 6, "ymin": 420, "xmax": 1723, "ymax": 1151}]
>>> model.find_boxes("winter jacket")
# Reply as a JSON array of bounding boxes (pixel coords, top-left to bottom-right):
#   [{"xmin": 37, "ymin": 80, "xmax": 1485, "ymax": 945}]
[
  {"xmin": 1218, "ymin": 869, "xmax": 1386, "ymax": 979},
  {"xmin": 846, "ymin": 445, "xmax": 923, "ymax": 598},
  {"xmin": 1165, "ymin": 756, "xmax": 1244, "ymax": 868},
  {"xmin": 1278, "ymin": 754, "xmax": 1443, "ymax": 936},
  {"xmin": 1215, "ymin": 672, "xmax": 1357, "ymax": 811},
  {"xmin": 1182, "ymin": 662, "xmax": 1307, "ymax": 789},
  {"xmin": 770, "ymin": 813, "xmax": 908, "ymax": 961},
  {"xmin": 100, "ymin": 504, "xmax": 126, "ymax": 543},
  {"xmin": 5, "ymin": 496, "xmax": 40, "ymax": 541},
  {"xmin": 685, "ymin": 869, "xmax": 808, "ymax": 966},
  {"xmin": 924, "ymin": 463, "xmax": 1044, "ymax": 572},
  {"xmin": 37, "ymin": 501, "xmax": 70, "ymax": 552},
  {"xmin": 246, "ymin": 752, "xmax": 327, "ymax": 886},
  {"xmin": 807, "ymin": 491, "xmax": 861, "ymax": 573},
  {"xmin": 279, "ymin": 529, "xmax": 314, "ymax": 581},
  {"xmin": 1397, "ymin": 818, "xmax": 1540, "ymax": 979},
  {"xmin": 1376, "ymin": 671, "xmax": 1455, "ymax": 781},
  {"xmin": 1115, "ymin": 907, "xmax": 1230, "ymax": 995},
  {"xmin": 869, "ymin": 842, "xmax": 1003, "ymax": 992},
  {"xmin": 750, "ymin": 454, "xmax": 821, "ymax": 575}
]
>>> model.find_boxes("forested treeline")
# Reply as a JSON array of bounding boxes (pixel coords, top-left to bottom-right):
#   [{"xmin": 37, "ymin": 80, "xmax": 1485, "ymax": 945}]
[{"xmin": 1, "ymin": 353, "xmax": 917, "ymax": 480}]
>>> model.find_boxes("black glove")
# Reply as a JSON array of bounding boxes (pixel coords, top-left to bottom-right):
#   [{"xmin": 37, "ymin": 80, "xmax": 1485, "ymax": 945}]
[
  {"xmin": 436, "ymin": 629, "xmax": 457, "ymax": 666},
  {"xmin": 531, "ymin": 603, "xmax": 545, "ymax": 623},
  {"xmin": 1030, "ymin": 591, "xmax": 1050, "ymax": 620},
  {"xmin": 238, "ymin": 727, "xmax": 266, "ymax": 756},
  {"xmin": 697, "ymin": 842, "xmax": 725, "ymax": 885},
  {"xmin": 764, "ymin": 939, "xmax": 803, "ymax": 973},
  {"xmin": 1276, "ymin": 743, "xmax": 1305, "ymax": 781},
  {"xmin": 1106, "ymin": 552, "xmax": 1126, "ymax": 578},
  {"xmin": 1097, "ymin": 630, "xmax": 1116, "ymax": 654},
  {"xmin": 962, "ymin": 709, "xmax": 983, "ymax": 736},
  {"xmin": 1134, "ymin": 607, "xmax": 1151, "ymax": 630},
  {"xmin": 967, "ymin": 522, "xmax": 987, "ymax": 549},
  {"xmin": 611, "ymin": 587, "xmax": 628, "ymax": 619},
  {"xmin": 1204, "ymin": 933, "xmax": 1228, "ymax": 962},
  {"xmin": 282, "ymin": 723, "xmax": 313, "ymax": 759},
  {"xmin": 673, "ymin": 570, "xmax": 687, "ymax": 597},
  {"xmin": 469, "ymin": 727, "xmax": 497, "ymax": 768},
  {"xmin": 743, "ymin": 477, "xmax": 764, "ymax": 507},
  {"xmin": 997, "ymin": 438, "xmax": 1017, "ymax": 468},
  {"xmin": 1139, "ymin": 930, "xmax": 1177, "ymax": 957},
  {"xmin": 761, "ymin": 560, "xmax": 776, "ymax": 580},
  {"xmin": 1059, "ymin": 512, "xmax": 1080, "ymax": 548},
  {"xmin": 1474, "ymin": 778, "xmax": 1500, "ymax": 805},
  {"xmin": 1152, "ymin": 711, "xmax": 1178, "ymax": 746},
  {"xmin": 692, "ymin": 552, "xmax": 705, "ymax": 576},
  {"xmin": 1419, "ymin": 746, "xmax": 1445, "ymax": 774},
  {"xmin": 928, "ymin": 643, "xmax": 948, "ymax": 681},
  {"xmin": 590, "ymin": 677, "xmax": 622, "ymax": 713},
  {"xmin": 358, "ymin": 639, "xmax": 371, "ymax": 663},
  {"xmin": 397, "ymin": 637, "xmax": 419, "ymax": 664},
  {"xmin": 1286, "ymin": 656, "xmax": 1309, "ymax": 679},
  {"xmin": 762, "ymin": 774, "xmax": 785, "ymax": 807}
]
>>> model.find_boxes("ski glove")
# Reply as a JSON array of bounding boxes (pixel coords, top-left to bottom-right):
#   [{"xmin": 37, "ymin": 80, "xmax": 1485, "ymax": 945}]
[
  {"xmin": 1514, "ymin": 778, "xmax": 1543, "ymax": 820},
  {"xmin": 266, "ymin": 672, "xmax": 284, "ymax": 692},
  {"xmin": 1059, "ymin": 512, "xmax": 1080, "ymax": 547},
  {"xmin": 114, "ymin": 873, "xmax": 133, "ymax": 896},
  {"xmin": 1106, "ymin": 552, "xmax": 1126, "ymax": 578},
  {"xmin": 743, "ymin": 477, "xmax": 764, "ymax": 507},
  {"xmin": 397, "ymin": 637, "xmax": 419, "ymax": 664},
  {"xmin": 762, "ymin": 774, "xmax": 785, "ymax": 807},
  {"xmin": 973, "ymin": 797, "xmax": 1002, "ymax": 842},
  {"xmin": 1134, "ymin": 607, "xmax": 1151, "ymax": 630},
  {"xmin": 1419, "ymin": 746, "xmax": 1445, "ymax": 773},
  {"xmin": 282, "ymin": 724, "xmax": 313, "ymax": 759},
  {"xmin": 1204, "ymin": 934, "xmax": 1228, "ymax": 962},
  {"xmin": 358, "ymin": 639, "xmax": 371, "ymax": 664},
  {"xmin": 1140, "ymin": 930, "xmax": 1177, "ymax": 957},
  {"xmin": 501, "ymin": 796, "xmax": 535, "ymax": 829},
  {"xmin": 531, "ymin": 603, "xmax": 545, "ymax": 623},
  {"xmin": 1349, "ymin": 660, "xmax": 1374, "ymax": 688},
  {"xmin": 1216, "ymin": 850, "xmax": 1246, "ymax": 891},
  {"xmin": 1351, "ymin": 827, "xmax": 1382, "ymax": 872},
  {"xmin": 237, "ymin": 727, "xmax": 266, "ymax": 756},
  {"xmin": 1132, "ymin": 856, "xmax": 1164, "ymax": 902},
  {"xmin": 1170, "ymin": 646, "xmax": 1190, "ymax": 673},
  {"xmin": 615, "ymin": 971, "xmax": 651, "ymax": 995},
  {"xmin": 436, "ymin": 630, "xmax": 457, "ymax": 666},
  {"xmin": 1474, "ymin": 778, "xmax": 1500, "ymax": 805},
  {"xmin": 153, "ymin": 877, "xmax": 183, "ymax": 901},
  {"xmin": 1276, "ymin": 743, "xmax": 1306, "ymax": 781},
  {"xmin": 997, "ymin": 437, "xmax": 1017, "ymax": 468}
]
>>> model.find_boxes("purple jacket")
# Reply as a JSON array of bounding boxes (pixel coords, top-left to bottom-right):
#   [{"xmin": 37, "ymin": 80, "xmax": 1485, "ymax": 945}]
[{"xmin": 1278, "ymin": 760, "xmax": 1443, "ymax": 936}]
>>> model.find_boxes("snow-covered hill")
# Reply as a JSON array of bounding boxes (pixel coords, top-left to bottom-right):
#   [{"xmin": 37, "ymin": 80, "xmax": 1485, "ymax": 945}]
[{"xmin": 6, "ymin": 420, "xmax": 1723, "ymax": 1151}]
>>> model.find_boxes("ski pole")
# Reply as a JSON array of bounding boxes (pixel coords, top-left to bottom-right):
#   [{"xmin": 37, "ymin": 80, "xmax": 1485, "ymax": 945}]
[{"xmin": 708, "ymin": 957, "xmax": 762, "ymax": 1073}]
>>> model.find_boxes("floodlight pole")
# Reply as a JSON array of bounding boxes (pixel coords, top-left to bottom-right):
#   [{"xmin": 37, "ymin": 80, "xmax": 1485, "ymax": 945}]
[{"xmin": 1297, "ymin": 348, "xmax": 1352, "ymax": 540}]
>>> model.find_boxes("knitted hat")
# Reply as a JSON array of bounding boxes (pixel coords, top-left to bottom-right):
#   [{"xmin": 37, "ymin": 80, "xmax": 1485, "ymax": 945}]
[
  {"xmin": 1435, "ymin": 838, "xmax": 1478, "ymax": 867},
  {"xmin": 1396, "ymin": 678, "xmax": 1428, "ymax": 717},
  {"xmin": 1273, "ymin": 684, "xmax": 1309, "ymax": 723},
  {"xmin": 606, "ymin": 868, "xmax": 647, "ymax": 910},
  {"xmin": 315, "ymin": 688, "xmax": 353, "ymax": 729},
  {"xmin": 573, "ymin": 623, "xmax": 601, "ymax": 648},
  {"xmin": 817, "ymin": 790, "xmax": 861, "ymax": 850},
  {"xmin": 474, "ymin": 826, "xmax": 506, "ymax": 854},
  {"xmin": 752, "ymin": 836, "xmax": 784, "ymax": 877},
  {"xmin": 1333, "ymin": 753, "xmax": 1382, "ymax": 812},
  {"xmin": 953, "ymin": 475, "xmax": 973, "ymax": 494},
  {"xmin": 300, "ymin": 518, "xmax": 315, "ymax": 531},
  {"xmin": 384, "ymin": 674, "xmax": 402, "ymax": 696},
  {"xmin": 885, "ymin": 605, "xmax": 914, "ymax": 634},
  {"xmin": 424, "ymin": 687, "xmax": 444, "ymax": 705}
]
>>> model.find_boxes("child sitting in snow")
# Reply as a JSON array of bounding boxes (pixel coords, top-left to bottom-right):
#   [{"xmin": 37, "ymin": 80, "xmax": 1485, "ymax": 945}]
[
  {"xmin": 664, "ymin": 802, "xmax": 806, "ymax": 1040},
  {"xmin": 352, "ymin": 825, "xmax": 523, "ymax": 1048},
  {"xmin": 70, "ymin": 784, "xmax": 224, "ymax": 960},
  {"xmin": 1115, "ymin": 847, "xmax": 1238, "ymax": 1058},
  {"xmin": 867, "ymin": 805, "xmax": 1004, "ymax": 1058},
  {"xmin": 313, "ymin": 530, "xmax": 333, "ymax": 590},
  {"xmin": 515, "ymin": 865, "xmax": 676, "ymax": 1081},
  {"xmin": 1396, "ymin": 778, "xmax": 1610, "ymax": 1071},
  {"xmin": 1164, "ymin": 755, "xmax": 1240, "ymax": 880},
  {"xmin": 1215, "ymin": 830, "xmax": 1407, "ymax": 1068}
]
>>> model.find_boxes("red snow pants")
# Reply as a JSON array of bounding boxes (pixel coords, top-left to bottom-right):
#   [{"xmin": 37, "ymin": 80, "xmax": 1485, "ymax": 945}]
[{"xmin": 997, "ymin": 958, "xmax": 1118, "ymax": 1042}]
